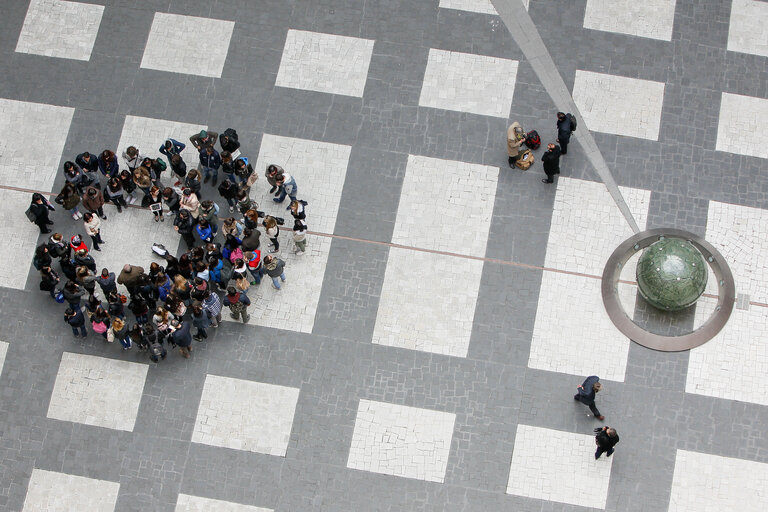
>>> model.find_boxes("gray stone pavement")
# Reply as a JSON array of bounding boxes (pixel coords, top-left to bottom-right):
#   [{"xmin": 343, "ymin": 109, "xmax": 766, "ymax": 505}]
[{"xmin": 0, "ymin": 0, "xmax": 767, "ymax": 511}]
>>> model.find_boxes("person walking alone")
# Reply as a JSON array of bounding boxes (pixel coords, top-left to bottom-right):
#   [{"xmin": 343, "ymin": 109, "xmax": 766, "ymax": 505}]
[
  {"xmin": 594, "ymin": 426, "xmax": 619, "ymax": 459},
  {"xmin": 574, "ymin": 375, "xmax": 605, "ymax": 421}
]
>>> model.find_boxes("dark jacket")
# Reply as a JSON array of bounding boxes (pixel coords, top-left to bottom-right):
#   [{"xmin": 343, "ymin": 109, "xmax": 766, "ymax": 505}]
[
  {"xmin": 596, "ymin": 428, "xmax": 619, "ymax": 449},
  {"xmin": 557, "ymin": 115, "xmax": 573, "ymax": 143},
  {"xmin": 159, "ymin": 139, "xmax": 185, "ymax": 159},
  {"xmin": 241, "ymin": 230, "xmax": 261, "ymax": 251},
  {"xmin": 576, "ymin": 376, "xmax": 600, "ymax": 406},
  {"xmin": 65, "ymin": 308, "xmax": 86, "ymax": 327},
  {"xmin": 217, "ymin": 180, "xmax": 238, "ymax": 200},
  {"xmin": 170, "ymin": 321, "xmax": 193, "ymax": 347},
  {"xmin": 98, "ymin": 153, "xmax": 119, "ymax": 177},
  {"xmin": 30, "ymin": 201, "xmax": 52, "ymax": 224},
  {"xmin": 75, "ymin": 152, "xmax": 100, "ymax": 174},
  {"xmin": 199, "ymin": 149, "xmax": 221, "ymax": 170},
  {"xmin": 62, "ymin": 286, "xmax": 86, "ymax": 305},
  {"xmin": 192, "ymin": 310, "xmax": 212, "ymax": 329},
  {"xmin": 174, "ymin": 213, "xmax": 196, "ymax": 235},
  {"xmin": 542, "ymin": 145, "xmax": 562, "ymax": 174},
  {"xmin": 97, "ymin": 272, "xmax": 117, "ymax": 294},
  {"xmin": 164, "ymin": 191, "xmax": 181, "ymax": 213}
]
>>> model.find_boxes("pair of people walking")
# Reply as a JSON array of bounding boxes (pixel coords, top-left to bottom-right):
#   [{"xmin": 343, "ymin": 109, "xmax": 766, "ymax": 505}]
[{"xmin": 573, "ymin": 375, "xmax": 620, "ymax": 460}]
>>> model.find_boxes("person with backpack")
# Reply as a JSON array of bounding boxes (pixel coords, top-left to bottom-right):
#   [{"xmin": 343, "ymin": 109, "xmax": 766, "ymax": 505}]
[
  {"xmin": 223, "ymin": 286, "xmax": 251, "ymax": 323},
  {"xmin": 594, "ymin": 426, "xmax": 619, "ymax": 459},
  {"xmin": 143, "ymin": 324, "xmax": 167, "ymax": 362},
  {"xmin": 219, "ymin": 128, "xmax": 240, "ymax": 153},
  {"xmin": 556, "ymin": 112, "xmax": 576, "ymax": 155},
  {"xmin": 263, "ymin": 254, "xmax": 287, "ymax": 290}
]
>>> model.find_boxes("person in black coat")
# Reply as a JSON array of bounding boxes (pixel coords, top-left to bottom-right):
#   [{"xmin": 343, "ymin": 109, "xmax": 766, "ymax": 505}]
[
  {"xmin": 541, "ymin": 143, "xmax": 562, "ymax": 184},
  {"xmin": 594, "ymin": 426, "xmax": 619, "ymax": 459},
  {"xmin": 169, "ymin": 319, "xmax": 193, "ymax": 358},
  {"xmin": 29, "ymin": 193, "xmax": 55, "ymax": 233},
  {"xmin": 174, "ymin": 209, "xmax": 196, "ymax": 250},
  {"xmin": 574, "ymin": 375, "xmax": 604, "ymax": 420},
  {"xmin": 39, "ymin": 266, "xmax": 60, "ymax": 299},
  {"xmin": 556, "ymin": 112, "xmax": 574, "ymax": 155},
  {"xmin": 217, "ymin": 178, "xmax": 238, "ymax": 211},
  {"xmin": 64, "ymin": 307, "xmax": 87, "ymax": 338}
]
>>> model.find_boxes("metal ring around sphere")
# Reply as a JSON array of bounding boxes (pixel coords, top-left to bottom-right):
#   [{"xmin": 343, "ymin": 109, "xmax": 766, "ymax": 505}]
[{"xmin": 601, "ymin": 228, "xmax": 736, "ymax": 352}]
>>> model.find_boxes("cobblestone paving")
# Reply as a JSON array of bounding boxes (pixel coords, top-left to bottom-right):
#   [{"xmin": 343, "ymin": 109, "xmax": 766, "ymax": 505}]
[{"xmin": 0, "ymin": 0, "xmax": 766, "ymax": 511}]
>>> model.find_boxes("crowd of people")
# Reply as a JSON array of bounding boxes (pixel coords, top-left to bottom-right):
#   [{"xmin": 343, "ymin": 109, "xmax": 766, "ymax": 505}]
[{"xmin": 29, "ymin": 128, "xmax": 309, "ymax": 361}]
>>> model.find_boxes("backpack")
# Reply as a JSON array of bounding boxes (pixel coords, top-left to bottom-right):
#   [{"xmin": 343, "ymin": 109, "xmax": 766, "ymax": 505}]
[
  {"xmin": 524, "ymin": 130, "xmax": 541, "ymax": 150},
  {"xmin": 568, "ymin": 114, "xmax": 577, "ymax": 132},
  {"xmin": 515, "ymin": 149, "xmax": 535, "ymax": 171},
  {"xmin": 222, "ymin": 128, "xmax": 238, "ymax": 141}
]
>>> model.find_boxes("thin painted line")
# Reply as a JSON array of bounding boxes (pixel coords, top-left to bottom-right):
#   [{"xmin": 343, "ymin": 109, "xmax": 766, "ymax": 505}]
[{"xmin": 7, "ymin": 183, "xmax": 743, "ymax": 307}]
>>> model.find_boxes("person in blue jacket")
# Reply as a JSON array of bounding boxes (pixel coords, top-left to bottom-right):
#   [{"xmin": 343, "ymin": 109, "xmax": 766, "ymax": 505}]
[
  {"xmin": 574, "ymin": 375, "xmax": 605, "ymax": 421},
  {"xmin": 98, "ymin": 150, "xmax": 119, "ymax": 178},
  {"xmin": 195, "ymin": 220, "xmax": 214, "ymax": 244},
  {"xmin": 159, "ymin": 138, "xmax": 185, "ymax": 160}
]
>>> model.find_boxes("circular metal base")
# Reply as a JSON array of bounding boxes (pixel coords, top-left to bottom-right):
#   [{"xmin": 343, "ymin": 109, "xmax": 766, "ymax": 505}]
[{"xmin": 602, "ymin": 229, "xmax": 735, "ymax": 352}]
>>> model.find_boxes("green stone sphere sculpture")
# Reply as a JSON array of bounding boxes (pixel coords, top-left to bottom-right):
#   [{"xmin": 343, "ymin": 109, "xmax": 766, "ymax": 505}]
[{"xmin": 636, "ymin": 238, "xmax": 708, "ymax": 311}]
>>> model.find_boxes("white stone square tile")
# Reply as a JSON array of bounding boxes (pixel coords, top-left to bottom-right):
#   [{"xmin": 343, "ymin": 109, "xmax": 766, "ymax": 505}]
[
  {"xmin": 528, "ymin": 271, "xmax": 634, "ymax": 382},
  {"xmin": 47, "ymin": 353, "xmax": 148, "ymax": 431},
  {"xmin": 419, "ymin": 49, "xmax": 519, "ymax": 118},
  {"xmin": 583, "ymin": 0, "xmax": 677, "ymax": 41},
  {"xmin": 506, "ymin": 424, "xmax": 613, "ymax": 509},
  {"xmin": 92, "ymin": 203, "xmax": 181, "ymax": 296},
  {"xmin": 686, "ymin": 305, "xmax": 768, "ymax": 406},
  {"xmin": 23, "ymin": 469, "xmax": 119, "ymax": 512},
  {"xmin": 0, "ymin": 189, "xmax": 47, "ymax": 290},
  {"xmin": 116, "ymin": 115, "xmax": 206, "ymax": 164},
  {"xmin": 16, "ymin": 0, "xmax": 104, "ymax": 61},
  {"xmin": 0, "ymin": 98, "xmax": 75, "ymax": 191},
  {"xmin": 176, "ymin": 494, "xmax": 272, "ymax": 512},
  {"xmin": 223, "ymin": 135, "xmax": 352, "ymax": 333},
  {"xmin": 192, "ymin": 374, "xmax": 300, "ymax": 456},
  {"xmin": 373, "ymin": 248, "xmax": 483, "ymax": 358},
  {"xmin": 727, "ymin": 0, "xmax": 768, "ymax": 58},
  {"xmin": 669, "ymin": 450, "xmax": 768, "ymax": 511},
  {"xmin": 392, "ymin": 155, "xmax": 498, "ymax": 255},
  {"xmin": 347, "ymin": 399, "xmax": 456, "ymax": 483},
  {"xmin": 141, "ymin": 13, "xmax": 234, "ymax": 78},
  {"xmin": 706, "ymin": 200, "xmax": 768, "ymax": 304},
  {"xmin": 276, "ymin": 30, "xmax": 374, "ymax": 98},
  {"xmin": 438, "ymin": 0, "xmax": 529, "ymax": 14},
  {"xmin": 0, "ymin": 341, "xmax": 8, "ymax": 376},
  {"xmin": 544, "ymin": 177, "xmax": 650, "ymax": 277},
  {"xmin": 226, "ymin": 233, "xmax": 331, "ymax": 333},
  {"xmin": 572, "ymin": 70, "xmax": 666, "ymax": 141},
  {"xmin": 251, "ymin": 134, "xmax": 351, "ymax": 235},
  {"xmin": 716, "ymin": 92, "xmax": 768, "ymax": 159}
]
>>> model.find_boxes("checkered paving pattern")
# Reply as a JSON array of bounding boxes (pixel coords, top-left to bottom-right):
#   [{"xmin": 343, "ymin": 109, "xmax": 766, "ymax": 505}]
[{"xmin": 0, "ymin": 0, "xmax": 766, "ymax": 510}]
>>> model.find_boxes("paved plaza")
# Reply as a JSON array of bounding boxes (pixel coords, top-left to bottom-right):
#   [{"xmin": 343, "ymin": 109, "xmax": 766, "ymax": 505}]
[{"xmin": 0, "ymin": 0, "xmax": 766, "ymax": 511}]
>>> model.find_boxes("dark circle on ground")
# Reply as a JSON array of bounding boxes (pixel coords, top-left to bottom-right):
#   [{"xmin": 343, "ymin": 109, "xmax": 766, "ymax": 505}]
[
  {"xmin": 602, "ymin": 228, "xmax": 735, "ymax": 352},
  {"xmin": 636, "ymin": 238, "xmax": 708, "ymax": 311}
]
